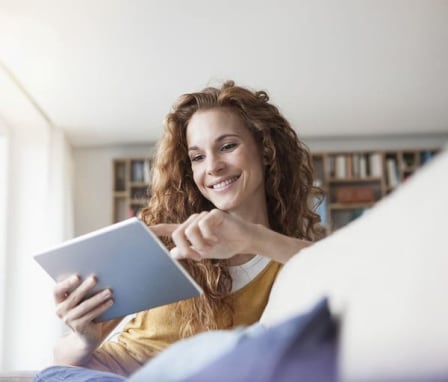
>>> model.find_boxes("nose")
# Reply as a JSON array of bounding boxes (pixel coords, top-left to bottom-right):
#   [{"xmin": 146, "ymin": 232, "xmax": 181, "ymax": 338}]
[{"xmin": 206, "ymin": 153, "xmax": 225, "ymax": 175}]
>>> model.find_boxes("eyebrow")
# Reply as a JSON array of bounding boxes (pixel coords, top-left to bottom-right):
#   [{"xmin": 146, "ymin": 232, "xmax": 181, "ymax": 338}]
[{"xmin": 188, "ymin": 134, "xmax": 240, "ymax": 152}]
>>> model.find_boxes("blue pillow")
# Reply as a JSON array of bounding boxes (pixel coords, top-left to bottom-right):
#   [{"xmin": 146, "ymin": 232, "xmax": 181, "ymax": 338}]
[
  {"xmin": 33, "ymin": 366, "xmax": 125, "ymax": 382},
  {"xmin": 127, "ymin": 322, "xmax": 265, "ymax": 381},
  {"xmin": 35, "ymin": 298, "xmax": 336, "ymax": 382},
  {"xmin": 180, "ymin": 297, "xmax": 337, "ymax": 382}
]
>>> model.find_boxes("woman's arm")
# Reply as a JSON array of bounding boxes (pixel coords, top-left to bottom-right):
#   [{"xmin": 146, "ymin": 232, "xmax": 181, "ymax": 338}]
[
  {"xmin": 151, "ymin": 209, "xmax": 312, "ymax": 264},
  {"xmin": 246, "ymin": 223, "xmax": 312, "ymax": 264}
]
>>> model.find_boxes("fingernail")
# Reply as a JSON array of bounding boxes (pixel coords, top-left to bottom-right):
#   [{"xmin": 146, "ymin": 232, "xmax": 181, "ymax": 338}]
[
  {"xmin": 170, "ymin": 249, "xmax": 180, "ymax": 260},
  {"xmin": 66, "ymin": 275, "xmax": 79, "ymax": 288},
  {"xmin": 106, "ymin": 299, "xmax": 114, "ymax": 306},
  {"xmin": 87, "ymin": 275, "xmax": 96, "ymax": 285},
  {"xmin": 68, "ymin": 275, "xmax": 79, "ymax": 284}
]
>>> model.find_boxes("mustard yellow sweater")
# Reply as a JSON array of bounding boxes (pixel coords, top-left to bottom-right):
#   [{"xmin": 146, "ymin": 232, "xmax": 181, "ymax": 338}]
[{"xmin": 86, "ymin": 261, "xmax": 282, "ymax": 376}]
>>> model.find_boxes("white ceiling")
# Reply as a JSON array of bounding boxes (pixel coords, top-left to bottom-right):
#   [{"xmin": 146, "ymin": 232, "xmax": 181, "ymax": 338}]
[{"xmin": 1, "ymin": 0, "xmax": 448, "ymax": 147}]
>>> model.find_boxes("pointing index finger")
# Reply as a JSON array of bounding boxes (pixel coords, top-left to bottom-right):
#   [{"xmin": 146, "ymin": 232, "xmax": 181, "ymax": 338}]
[{"xmin": 150, "ymin": 224, "xmax": 179, "ymax": 237}]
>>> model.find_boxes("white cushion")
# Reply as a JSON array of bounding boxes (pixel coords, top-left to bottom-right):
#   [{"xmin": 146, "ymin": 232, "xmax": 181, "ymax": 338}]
[{"xmin": 261, "ymin": 147, "xmax": 448, "ymax": 381}]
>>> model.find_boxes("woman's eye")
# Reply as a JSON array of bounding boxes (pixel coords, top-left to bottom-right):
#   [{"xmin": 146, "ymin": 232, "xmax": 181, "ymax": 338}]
[
  {"xmin": 221, "ymin": 143, "xmax": 237, "ymax": 151},
  {"xmin": 191, "ymin": 154, "xmax": 204, "ymax": 162}
]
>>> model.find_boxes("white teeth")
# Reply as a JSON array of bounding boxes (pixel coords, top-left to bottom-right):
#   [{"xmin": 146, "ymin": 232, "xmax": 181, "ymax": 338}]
[{"xmin": 212, "ymin": 177, "xmax": 238, "ymax": 189}]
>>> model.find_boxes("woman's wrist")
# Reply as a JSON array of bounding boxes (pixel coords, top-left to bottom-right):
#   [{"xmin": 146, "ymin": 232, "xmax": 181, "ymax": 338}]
[
  {"xmin": 53, "ymin": 331, "xmax": 96, "ymax": 366},
  {"xmin": 248, "ymin": 223, "xmax": 311, "ymax": 264}
]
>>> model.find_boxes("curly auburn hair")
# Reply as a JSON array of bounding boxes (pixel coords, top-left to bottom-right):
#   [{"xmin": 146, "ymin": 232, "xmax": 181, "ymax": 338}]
[{"xmin": 140, "ymin": 80, "xmax": 322, "ymax": 336}]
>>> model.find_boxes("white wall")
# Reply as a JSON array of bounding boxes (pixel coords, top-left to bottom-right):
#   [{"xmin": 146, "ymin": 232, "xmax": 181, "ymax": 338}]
[
  {"xmin": 2, "ymin": 0, "xmax": 448, "ymax": 146},
  {"xmin": 0, "ymin": 124, "xmax": 74, "ymax": 371},
  {"xmin": 305, "ymin": 133, "xmax": 448, "ymax": 152},
  {"xmin": 0, "ymin": 63, "xmax": 74, "ymax": 371},
  {"xmin": 73, "ymin": 144, "xmax": 155, "ymax": 235},
  {"xmin": 73, "ymin": 133, "xmax": 448, "ymax": 236},
  {"xmin": 0, "ymin": 122, "xmax": 8, "ymax": 370}
]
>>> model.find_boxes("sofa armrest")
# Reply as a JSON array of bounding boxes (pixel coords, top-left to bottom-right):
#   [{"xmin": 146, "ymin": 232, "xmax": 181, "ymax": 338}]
[{"xmin": 0, "ymin": 371, "xmax": 36, "ymax": 382}]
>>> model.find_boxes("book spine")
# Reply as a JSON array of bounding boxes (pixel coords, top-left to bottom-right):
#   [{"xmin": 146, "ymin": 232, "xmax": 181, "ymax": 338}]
[
  {"xmin": 335, "ymin": 155, "xmax": 347, "ymax": 178},
  {"xmin": 352, "ymin": 154, "xmax": 360, "ymax": 178},
  {"xmin": 346, "ymin": 155, "xmax": 353, "ymax": 178},
  {"xmin": 369, "ymin": 153, "xmax": 382, "ymax": 177},
  {"xmin": 316, "ymin": 196, "xmax": 327, "ymax": 226},
  {"xmin": 359, "ymin": 154, "xmax": 367, "ymax": 178},
  {"xmin": 143, "ymin": 160, "xmax": 151, "ymax": 184},
  {"xmin": 386, "ymin": 159, "xmax": 399, "ymax": 187}
]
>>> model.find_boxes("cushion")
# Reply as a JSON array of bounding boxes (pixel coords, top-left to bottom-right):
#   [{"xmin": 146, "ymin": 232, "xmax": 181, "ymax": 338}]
[
  {"xmin": 261, "ymin": 148, "xmax": 448, "ymax": 381},
  {"xmin": 33, "ymin": 366, "xmax": 125, "ymax": 382},
  {"xmin": 126, "ymin": 298, "xmax": 337, "ymax": 382},
  {"xmin": 127, "ymin": 324, "xmax": 264, "ymax": 381},
  {"xmin": 179, "ymin": 297, "xmax": 337, "ymax": 382},
  {"xmin": 0, "ymin": 371, "xmax": 36, "ymax": 382}
]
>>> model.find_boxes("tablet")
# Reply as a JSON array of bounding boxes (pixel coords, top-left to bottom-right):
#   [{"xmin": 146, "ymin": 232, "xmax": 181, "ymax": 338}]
[{"xmin": 34, "ymin": 217, "xmax": 203, "ymax": 321}]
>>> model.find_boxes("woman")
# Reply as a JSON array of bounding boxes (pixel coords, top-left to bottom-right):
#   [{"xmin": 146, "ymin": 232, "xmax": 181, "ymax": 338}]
[{"xmin": 41, "ymin": 81, "xmax": 322, "ymax": 378}]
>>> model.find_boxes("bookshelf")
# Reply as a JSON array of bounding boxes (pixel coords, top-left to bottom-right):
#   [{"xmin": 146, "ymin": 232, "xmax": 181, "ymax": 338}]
[
  {"xmin": 112, "ymin": 157, "xmax": 152, "ymax": 222},
  {"xmin": 111, "ymin": 149, "xmax": 439, "ymax": 227},
  {"xmin": 312, "ymin": 148, "xmax": 439, "ymax": 234}
]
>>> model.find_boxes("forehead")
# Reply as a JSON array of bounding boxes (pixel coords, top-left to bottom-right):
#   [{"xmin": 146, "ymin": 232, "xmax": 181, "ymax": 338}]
[{"xmin": 186, "ymin": 108, "xmax": 250, "ymax": 144}]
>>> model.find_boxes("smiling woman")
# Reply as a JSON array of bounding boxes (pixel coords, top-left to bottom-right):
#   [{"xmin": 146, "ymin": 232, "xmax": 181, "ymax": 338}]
[{"xmin": 38, "ymin": 81, "xmax": 324, "ymax": 380}]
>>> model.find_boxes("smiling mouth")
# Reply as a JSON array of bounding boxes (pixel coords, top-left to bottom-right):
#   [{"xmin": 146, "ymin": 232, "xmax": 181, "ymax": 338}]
[{"xmin": 209, "ymin": 176, "xmax": 240, "ymax": 190}]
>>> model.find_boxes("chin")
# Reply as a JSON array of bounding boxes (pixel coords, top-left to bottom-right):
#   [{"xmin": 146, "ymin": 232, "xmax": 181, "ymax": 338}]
[
  {"xmin": 213, "ymin": 203, "xmax": 234, "ymax": 212},
  {"xmin": 211, "ymin": 199, "xmax": 238, "ymax": 212}
]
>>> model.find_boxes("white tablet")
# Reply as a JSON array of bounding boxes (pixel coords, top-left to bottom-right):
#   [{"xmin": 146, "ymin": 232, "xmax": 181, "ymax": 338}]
[{"xmin": 34, "ymin": 217, "xmax": 203, "ymax": 321}]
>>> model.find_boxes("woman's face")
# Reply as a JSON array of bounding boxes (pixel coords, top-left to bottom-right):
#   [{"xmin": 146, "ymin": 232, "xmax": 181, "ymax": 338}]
[{"xmin": 186, "ymin": 108, "xmax": 266, "ymax": 221}]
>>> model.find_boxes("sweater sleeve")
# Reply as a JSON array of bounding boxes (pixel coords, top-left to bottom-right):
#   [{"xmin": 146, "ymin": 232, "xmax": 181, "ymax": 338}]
[
  {"xmin": 85, "ymin": 341, "xmax": 142, "ymax": 377},
  {"xmin": 85, "ymin": 304, "xmax": 182, "ymax": 376}
]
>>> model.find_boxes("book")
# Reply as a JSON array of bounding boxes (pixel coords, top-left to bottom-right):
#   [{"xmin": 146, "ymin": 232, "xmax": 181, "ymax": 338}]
[
  {"xmin": 34, "ymin": 218, "xmax": 203, "ymax": 321},
  {"xmin": 335, "ymin": 155, "xmax": 347, "ymax": 178},
  {"xmin": 359, "ymin": 154, "xmax": 367, "ymax": 178},
  {"xmin": 352, "ymin": 154, "xmax": 360, "ymax": 178},
  {"xmin": 369, "ymin": 153, "xmax": 383, "ymax": 177},
  {"xmin": 386, "ymin": 158, "xmax": 399, "ymax": 188},
  {"xmin": 315, "ymin": 195, "xmax": 328, "ymax": 226},
  {"xmin": 421, "ymin": 151, "xmax": 434, "ymax": 165},
  {"xmin": 131, "ymin": 161, "xmax": 145, "ymax": 182}
]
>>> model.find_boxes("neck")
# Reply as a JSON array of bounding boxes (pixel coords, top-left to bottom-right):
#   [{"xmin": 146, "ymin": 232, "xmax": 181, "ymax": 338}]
[{"xmin": 228, "ymin": 253, "xmax": 256, "ymax": 266}]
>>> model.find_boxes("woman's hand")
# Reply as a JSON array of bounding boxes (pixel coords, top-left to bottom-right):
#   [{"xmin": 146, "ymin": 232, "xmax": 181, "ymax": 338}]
[
  {"xmin": 151, "ymin": 209, "xmax": 254, "ymax": 261},
  {"xmin": 53, "ymin": 274, "xmax": 117, "ymax": 365},
  {"xmin": 151, "ymin": 209, "xmax": 312, "ymax": 264}
]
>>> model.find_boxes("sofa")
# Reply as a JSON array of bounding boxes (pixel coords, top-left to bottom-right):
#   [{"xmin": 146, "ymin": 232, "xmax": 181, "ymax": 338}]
[
  {"xmin": 2, "ymin": 147, "xmax": 447, "ymax": 381},
  {"xmin": 0, "ymin": 371, "xmax": 36, "ymax": 382}
]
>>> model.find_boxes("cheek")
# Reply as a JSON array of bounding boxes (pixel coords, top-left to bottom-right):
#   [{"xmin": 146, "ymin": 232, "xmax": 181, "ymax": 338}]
[
  {"xmin": 251, "ymin": 159, "xmax": 266, "ymax": 186},
  {"xmin": 191, "ymin": 167, "xmax": 202, "ymax": 188},
  {"xmin": 192, "ymin": 171, "xmax": 209, "ymax": 199}
]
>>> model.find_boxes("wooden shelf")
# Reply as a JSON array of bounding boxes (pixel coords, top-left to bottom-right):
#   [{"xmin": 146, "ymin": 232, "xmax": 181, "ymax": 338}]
[
  {"xmin": 129, "ymin": 181, "xmax": 148, "ymax": 187},
  {"xmin": 329, "ymin": 202, "xmax": 375, "ymax": 210},
  {"xmin": 130, "ymin": 199, "xmax": 147, "ymax": 205},
  {"xmin": 327, "ymin": 177, "xmax": 382, "ymax": 183},
  {"xmin": 112, "ymin": 157, "xmax": 153, "ymax": 223},
  {"xmin": 312, "ymin": 148, "xmax": 440, "ymax": 234},
  {"xmin": 112, "ymin": 150, "xmax": 440, "ymax": 227}
]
